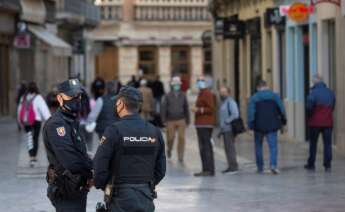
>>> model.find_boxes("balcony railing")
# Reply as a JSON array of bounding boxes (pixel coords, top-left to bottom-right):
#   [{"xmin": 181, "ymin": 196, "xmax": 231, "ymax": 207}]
[
  {"xmin": 56, "ymin": 0, "xmax": 100, "ymax": 26},
  {"xmin": 100, "ymin": 5, "xmax": 123, "ymax": 21},
  {"xmin": 85, "ymin": 3, "xmax": 101, "ymax": 25},
  {"xmin": 0, "ymin": 0, "xmax": 21, "ymax": 11},
  {"xmin": 134, "ymin": 6, "xmax": 211, "ymax": 21}
]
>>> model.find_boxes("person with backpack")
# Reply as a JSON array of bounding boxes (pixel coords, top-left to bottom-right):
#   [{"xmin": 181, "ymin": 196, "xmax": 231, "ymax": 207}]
[
  {"xmin": 218, "ymin": 86, "xmax": 240, "ymax": 174},
  {"xmin": 18, "ymin": 82, "xmax": 51, "ymax": 167}
]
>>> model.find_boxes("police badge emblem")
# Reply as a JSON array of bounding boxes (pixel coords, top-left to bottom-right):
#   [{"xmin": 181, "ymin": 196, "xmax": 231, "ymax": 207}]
[{"xmin": 56, "ymin": 127, "xmax": 66, "ymax": 137}]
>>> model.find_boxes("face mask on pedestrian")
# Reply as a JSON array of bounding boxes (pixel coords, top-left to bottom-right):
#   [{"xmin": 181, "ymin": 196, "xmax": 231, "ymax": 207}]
[
  {"xmin": 220, "ymin": 95, "xmax": 227, "ymax": 101},
  {"xmin": 197, "ymin": 80, "xmax": 207, "ymax": 90},
  {"xmin": 61, "ymin": 95, "xmax": 81, "ymax": 116},
  {"xmin": 172, "ymin": 84, "xmax": 181, "ymax": 92}
]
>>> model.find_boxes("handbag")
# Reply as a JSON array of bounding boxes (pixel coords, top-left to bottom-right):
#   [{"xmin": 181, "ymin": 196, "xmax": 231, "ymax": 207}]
[{"xmin": 227, "ymin": 101, "xmax": 246, "ymax": 136}]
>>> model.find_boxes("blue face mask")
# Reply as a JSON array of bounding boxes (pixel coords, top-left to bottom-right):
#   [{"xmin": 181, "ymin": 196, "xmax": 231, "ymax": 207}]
[
  {"xmin": 172, "ymin": 84, "xmax": 181, "ymax": 92},
  {"xmin": 197, "ymin": 81, "xmax": 207, "ymax": 89}
]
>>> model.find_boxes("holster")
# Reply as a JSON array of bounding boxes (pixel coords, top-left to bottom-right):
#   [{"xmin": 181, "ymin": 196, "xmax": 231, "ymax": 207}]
[{"xmin": 46, "ymin": 167, "xmax": 86, "ymax": 200}]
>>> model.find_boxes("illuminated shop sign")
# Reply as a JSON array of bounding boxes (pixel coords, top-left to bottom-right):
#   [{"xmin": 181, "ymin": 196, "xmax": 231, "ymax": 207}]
[{"xmin": 279, "ymin": 2, "xmax": 315, "ymax": 23}]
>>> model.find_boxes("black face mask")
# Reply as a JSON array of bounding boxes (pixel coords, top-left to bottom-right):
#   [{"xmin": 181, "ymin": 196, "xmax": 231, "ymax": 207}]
[
  {"xmin": 220, "ymin": 95, "xmax": 227, "ymax": 102},
  {"xmin": 62, "ymin": 97, "xmax": 81, "ymax": 116}
]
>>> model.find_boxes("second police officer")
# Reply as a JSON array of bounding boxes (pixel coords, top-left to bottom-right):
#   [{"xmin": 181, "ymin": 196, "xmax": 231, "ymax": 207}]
[
  {"xmin": 94, "ymin": 86, "xmax": 166, "ymax": 212},
  {"xmin": 43, "ymin": 79, "xmax": 93, "ymax": 212}
]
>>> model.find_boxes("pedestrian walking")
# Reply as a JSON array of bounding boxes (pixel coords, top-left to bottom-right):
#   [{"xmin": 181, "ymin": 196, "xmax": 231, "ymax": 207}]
[
  {"xmin": 16, "ymin": 82, "xmax": 27, "ymax": 131},
  {"xmin": 138, "ymin": 79, "xmax": 154, "ymax": 121},
  {"xmin": 79, "ymin": 88, "xmax": 93, "ymax": 151},
  {"xmin": 304, "ymin": 75, "xmax": 336, "ymax": 172},
  {"xmin": 148, "ymin": 75, "xmax": 165, "ymax": 127},
  {"xmin": 91, "ymin": 77, "xmax": 106, "ymax": 100},
  {"xmin": 218, "ymin": 86, "xmax": 239, "ymax": 174},
  {"xmin": 161, "ymin": 76, "xmax": 190, "ymax": 162},
  {"xmin": 93, "ymin": 86, "xmax": 166, "ymax": 211},
  {"xmin": 127, "ymin": 75, "xmax": 140, "ymax": 88},
  {"xmin": 46, "ymin": 86, "xmax": 60, "ymax": 113},
  {"xmin": 193, "ymin": 76, "xmax": 217, "ymax": 177},
  {"xmin": 247, "ymin": 80, "xmax": 287, "ymax": 175},
  {"xmin": 86, "ymin": 80, "xmax": 120, "ymax": 139},
  {"xmin": 43, "ymin": 79, "xmax": 93, "ymax": 212},
  {"xmin": 17, "ymin": 82, "xmax": 51, "ymax": 167}
]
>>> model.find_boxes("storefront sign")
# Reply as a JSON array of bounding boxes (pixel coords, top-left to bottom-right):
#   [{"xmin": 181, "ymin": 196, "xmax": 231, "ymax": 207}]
[
  {"xmin": 287, "ymin": 2, "xmax": 314, "ymax": 23},
  {"xmin": 311, "ymin": 0, "xmax": 340, "ymax": 6},
  {"xmin": 214, "ymin": 17, "xmax": 245, "ymax": 39},
  {"xmin": 265, "ymin": 8, "xmax": 286, "ymax": 27},
  {"xmin": 14, "ymin": 34, "xmax": 31, "ymax": 48}
]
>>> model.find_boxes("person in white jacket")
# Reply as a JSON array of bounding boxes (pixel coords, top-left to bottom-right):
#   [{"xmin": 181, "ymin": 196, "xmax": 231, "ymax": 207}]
[{"xmin": 18, "ymin": 82, "xmax": 51, "ymax": 167}]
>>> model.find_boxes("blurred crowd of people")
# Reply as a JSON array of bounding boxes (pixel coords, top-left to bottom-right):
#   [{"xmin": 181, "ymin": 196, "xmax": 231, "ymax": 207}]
[{"xmin": 16, "ymin": 72, "xmax": 335, "ymax": 175}]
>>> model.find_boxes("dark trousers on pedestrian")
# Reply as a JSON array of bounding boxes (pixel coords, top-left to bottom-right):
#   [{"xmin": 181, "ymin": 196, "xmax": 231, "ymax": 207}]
[
  {"xmin": 196, "ymin": 127, "xmax": 215, "ymax": 174},
  {"xmin": 307, "ymin": 127, "xmax": 333, "ymax": 169},
  {"xmin": 110, "ymin": 186, "xmax": 155, "ymax": 212},
  {"xmin": 223, "ymin": 131, "xmax": 238, "ymax": 170},
  {"xmin": 24, "ymin": 121, "xmax": 42, "ymax": 158}
]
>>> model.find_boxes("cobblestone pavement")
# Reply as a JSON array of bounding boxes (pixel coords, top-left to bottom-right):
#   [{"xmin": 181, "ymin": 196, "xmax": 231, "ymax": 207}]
[{"xmin": 1, "ymin": 119, "xmax": 345, "ymax": 212}]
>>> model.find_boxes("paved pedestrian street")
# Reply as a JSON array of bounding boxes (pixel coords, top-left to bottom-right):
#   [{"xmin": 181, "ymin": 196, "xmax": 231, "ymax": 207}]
[{"xmin": 1, "ymin": 119, "xmax": 345, "ymax": 212}]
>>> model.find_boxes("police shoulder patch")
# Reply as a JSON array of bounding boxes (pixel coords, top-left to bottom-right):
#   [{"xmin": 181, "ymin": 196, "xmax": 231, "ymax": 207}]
[
  {"xmin": 100, "ymin": 136, "xmax": 107, "ymax": 145},
  {"xmin": 56, "ymin": 127, "xmax": 66, "ymax": 137}
]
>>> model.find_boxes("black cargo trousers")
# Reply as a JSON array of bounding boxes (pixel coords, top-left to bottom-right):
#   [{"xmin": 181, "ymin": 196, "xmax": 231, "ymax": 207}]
[{"xmin": 110, "ymin": 184, "xmax": 155, "ymax": 212}]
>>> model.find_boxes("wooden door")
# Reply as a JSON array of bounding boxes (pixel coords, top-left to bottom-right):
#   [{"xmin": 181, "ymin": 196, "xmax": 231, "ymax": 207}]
[
  {"xmin": 95, "ymin": 46, "xmax": 118, "ymax": 81},
  {"xmin": 171, "ymin": 46, "xmax": 191, "ymax": 91}
]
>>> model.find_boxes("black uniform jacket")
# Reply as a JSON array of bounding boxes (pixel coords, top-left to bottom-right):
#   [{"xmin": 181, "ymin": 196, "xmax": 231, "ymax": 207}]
[
  {"xmin": 43, "ymin": 109, "xmax": 93, "ymax": 178},
  {"xmin": 93, "ymin": 114, "xmax": 166, "ymax": 190}
]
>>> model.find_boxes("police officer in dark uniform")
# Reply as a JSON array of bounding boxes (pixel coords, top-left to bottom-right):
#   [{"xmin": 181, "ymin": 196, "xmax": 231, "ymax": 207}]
[
  {"xmin": 43, "ymin": 79, "xmax": 93, "ymax": 212},
  {"xmin": 93, "ymin": 86, "xmax": 166, "ymax": 212}
]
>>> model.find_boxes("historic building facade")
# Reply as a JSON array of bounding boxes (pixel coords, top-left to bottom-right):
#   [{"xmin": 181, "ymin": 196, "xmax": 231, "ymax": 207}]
[{"xmin": 91, "ymin": 0, "xmax": 212, "ymax": 89}]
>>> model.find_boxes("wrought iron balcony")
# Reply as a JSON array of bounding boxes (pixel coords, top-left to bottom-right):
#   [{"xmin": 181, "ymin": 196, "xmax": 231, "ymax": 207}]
[
  {"xmin": 56, "ymin": 0, "xmax": 100, "ymax": 26},
  {"xmin": 0, "ymin": 0, "xmax": 21, "ymax": 12}
]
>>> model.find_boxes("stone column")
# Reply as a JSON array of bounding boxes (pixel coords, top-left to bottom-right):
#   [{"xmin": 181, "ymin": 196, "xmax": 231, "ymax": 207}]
[
  {"xmin": 118, "ymin": 46, "xmax": 138, "ymax": 83},
  {"xmin": 191, "ymin": 46, "xmax": 203, "ymax": 90},
  {"xmin": 158, "ymin": 47, "xmax": 171, "ymax": 91}
]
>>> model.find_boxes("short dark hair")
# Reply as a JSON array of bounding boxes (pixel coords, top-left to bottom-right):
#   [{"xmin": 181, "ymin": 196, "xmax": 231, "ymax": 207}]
[
  {"xmin": 256, "ymin": 80, "xmax": 267, "ymax": 89},
  {"xmin": 119, "ymin": 96, "xmax": 141, "ymax": 113},
  {"xmin": 27, "ymin": 82, "xmax": 39, "ymax": 94}
]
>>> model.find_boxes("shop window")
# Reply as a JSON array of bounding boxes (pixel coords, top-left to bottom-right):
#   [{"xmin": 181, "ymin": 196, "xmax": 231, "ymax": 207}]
[
  {"xmin": 171, "ymin": 46, "xmax": 190, "ymax": 75},
  {"xmin": 138, "ymin": 46, "xmax": 157, "ymax": 77}
]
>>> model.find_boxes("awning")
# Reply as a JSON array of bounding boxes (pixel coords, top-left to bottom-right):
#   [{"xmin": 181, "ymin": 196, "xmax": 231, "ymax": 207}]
[{"xmin": 28, "ymin": 25, "xmax": 72, "ymax": 56}]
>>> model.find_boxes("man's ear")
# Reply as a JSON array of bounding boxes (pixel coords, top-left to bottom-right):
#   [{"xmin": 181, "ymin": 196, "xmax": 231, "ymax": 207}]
[{"xmin": 56, "ymin": 94, "xmax": 63, "ymax": 106}]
